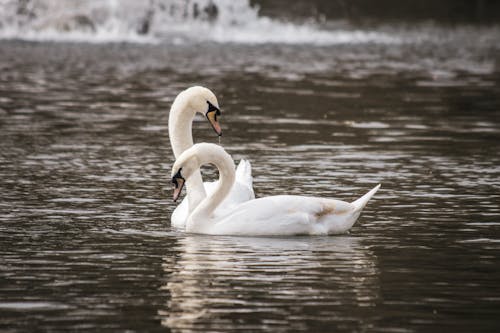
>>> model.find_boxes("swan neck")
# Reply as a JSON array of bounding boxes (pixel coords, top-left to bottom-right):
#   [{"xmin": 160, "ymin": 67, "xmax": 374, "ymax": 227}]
[
  {"xmin": 188, "ymin": 151, "xmax": 235, "ymax": 231},
  {"xmin": 169, "ymin": 96, "xmax": 206, "ymax": 211},
  {"xmin": 169, "ymin": 98, "xmax": 194, "ymax": 157}
]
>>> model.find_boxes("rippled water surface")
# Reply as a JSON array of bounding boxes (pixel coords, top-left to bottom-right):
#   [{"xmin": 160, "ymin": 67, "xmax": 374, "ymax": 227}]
[{"xmin": 1, "ymin": 30, "xmax": 500, "ymax": 332}]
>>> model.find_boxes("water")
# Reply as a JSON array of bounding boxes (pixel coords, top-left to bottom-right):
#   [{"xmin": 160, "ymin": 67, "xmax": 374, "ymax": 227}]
[{"xmin": 1, "ymin": 1, "xmax": 500, "ymax": 332}]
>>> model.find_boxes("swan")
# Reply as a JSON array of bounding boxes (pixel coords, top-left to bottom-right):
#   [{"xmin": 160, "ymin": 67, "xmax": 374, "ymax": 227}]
[
  {"xmin": 171, "ymin": 143, "xmax": 380, "ymax": 236},
  {"xmin": 169, "ymin": 86, "xmax": 255, "ymax": 229}
]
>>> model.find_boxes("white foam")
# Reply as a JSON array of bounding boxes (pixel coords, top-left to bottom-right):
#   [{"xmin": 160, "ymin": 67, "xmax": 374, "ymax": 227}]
[{"xmin": 0, "ymin": 0, "xmax": 400, "ymax": 45}]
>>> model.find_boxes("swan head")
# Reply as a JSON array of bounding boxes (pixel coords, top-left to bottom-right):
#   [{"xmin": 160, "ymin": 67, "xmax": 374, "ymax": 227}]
[
  {"xmin": 171, "ymin": 145, "xmax": 200, "ymax": 202},
  {"xmin": 182, "ymin": 86, "xmax": 222, "ymax": 136},
  {"xmin": 171, "ymin": 143, "xmax": 233, "ymax": 202}
]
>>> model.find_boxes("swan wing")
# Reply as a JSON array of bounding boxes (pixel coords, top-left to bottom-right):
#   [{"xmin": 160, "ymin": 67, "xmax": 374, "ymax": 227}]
[
  {"xmin": 206, "ymin": 195, "xmax": 357, "ymax": 236},
  {"xmin": 235, "ymin": 159, "xmax": 254, "ymax": 197}
]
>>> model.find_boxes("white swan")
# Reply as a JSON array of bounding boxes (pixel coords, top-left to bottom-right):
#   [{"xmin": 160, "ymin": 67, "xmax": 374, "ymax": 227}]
[
  {"xmin": 171, "ymin": 143, "xmax": 380, "ymax": 236},
  {"xmin": 169, "ymin": 86, "xmax": 255, "ymax": 229}
]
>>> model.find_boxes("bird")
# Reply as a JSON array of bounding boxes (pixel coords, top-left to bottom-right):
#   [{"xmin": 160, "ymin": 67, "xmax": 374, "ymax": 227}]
[{"xmin": 171, "ymin": 142, "xmax": 380, "ymax": 236}]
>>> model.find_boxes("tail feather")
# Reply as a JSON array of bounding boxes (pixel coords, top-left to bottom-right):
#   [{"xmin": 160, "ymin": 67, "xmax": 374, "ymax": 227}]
[
  {"xmin": 351, "ymin": 184, "xmax": 381, "ymax": 212},
  {"xmin": 235, "ymin": 159, "xmax": 253, "ymax": 188}
]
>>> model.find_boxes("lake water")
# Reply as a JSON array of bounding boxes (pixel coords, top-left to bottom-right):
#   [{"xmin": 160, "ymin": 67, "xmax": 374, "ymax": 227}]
[{"xmin": 1, "ymin": 19, "xmax": 500, "ymax": 333}]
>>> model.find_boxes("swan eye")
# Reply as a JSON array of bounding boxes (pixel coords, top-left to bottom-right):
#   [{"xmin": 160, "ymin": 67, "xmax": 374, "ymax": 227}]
[
  {"xmin": 206, "ymin": 101, "xmax": 221, "ymax": 115},
  {"xmin": 172, "ymin": 168, "xmax": 184, "ymax": 188}
]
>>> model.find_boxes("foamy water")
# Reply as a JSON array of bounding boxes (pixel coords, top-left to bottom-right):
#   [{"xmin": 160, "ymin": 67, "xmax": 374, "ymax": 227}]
[{"xmin": 0, "ymin": 0, "xmax": 399, "ymax": 44}]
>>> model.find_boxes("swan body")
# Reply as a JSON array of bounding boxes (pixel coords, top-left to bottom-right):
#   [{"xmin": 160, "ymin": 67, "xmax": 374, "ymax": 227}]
[
  {"xmin": 172, "ymin": 143, "xmax": 380, "ymax": 236},
  {"xmin": 168, "ymin": 86, "xmax": 255, "ymax": 229}
]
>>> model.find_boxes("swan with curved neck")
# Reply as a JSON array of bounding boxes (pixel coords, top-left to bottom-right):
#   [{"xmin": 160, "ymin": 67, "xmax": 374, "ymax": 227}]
[
  {"xmin": 169, "ymin": 87, "xmax": 254, "ymax": 228},
  {"xmin": 172, "ymin": 143, "xmax": 380, "ymax": 236}
]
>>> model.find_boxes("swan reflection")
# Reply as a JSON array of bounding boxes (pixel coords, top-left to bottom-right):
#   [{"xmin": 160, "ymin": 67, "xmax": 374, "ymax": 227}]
[{"xmin": 160, "ymin": 234, "xmax": 379, "ymax": 331}]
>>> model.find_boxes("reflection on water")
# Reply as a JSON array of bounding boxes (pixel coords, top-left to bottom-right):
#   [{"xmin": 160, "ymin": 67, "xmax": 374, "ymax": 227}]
[
  {"xmin": 0, "ymin": 29, "xmax": 499, "ymax": 332},
  {"xmin": 162, "ymin": 236, "xmax": 378, "ymax": 331}
]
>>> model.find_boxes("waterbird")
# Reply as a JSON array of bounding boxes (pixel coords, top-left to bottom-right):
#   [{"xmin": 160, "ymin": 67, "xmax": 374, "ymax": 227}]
[{"xmin": 171, "ymin": 143, "xmax": 380, "ymax": 236}]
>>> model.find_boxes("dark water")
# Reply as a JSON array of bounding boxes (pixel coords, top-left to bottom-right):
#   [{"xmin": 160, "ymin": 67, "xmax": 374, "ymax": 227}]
[{"xmin": 1, "ymin": 29, "xmax": 500, "ymax": 332}]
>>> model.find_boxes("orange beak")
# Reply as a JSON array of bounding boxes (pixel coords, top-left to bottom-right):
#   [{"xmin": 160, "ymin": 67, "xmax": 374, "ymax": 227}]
[
  {"xmin": 172, "ymin": 170, "xmax": 185, "ymax": 202},
  {"xmin": 206, "ymin": 102, "xmax": 222, "ymax": 136}
]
